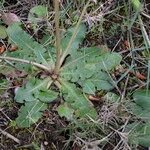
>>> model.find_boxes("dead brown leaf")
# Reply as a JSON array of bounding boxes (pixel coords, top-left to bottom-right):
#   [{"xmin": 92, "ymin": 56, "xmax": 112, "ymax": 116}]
[{"xmin": 1, "ymin": 13, "xmax": 20, "ymax": 26}]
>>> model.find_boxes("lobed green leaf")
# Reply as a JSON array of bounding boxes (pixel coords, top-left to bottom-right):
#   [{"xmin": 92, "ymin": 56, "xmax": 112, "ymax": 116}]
[
  {"xmin": 60, "ymin": 81, "xmax": 97, "ymax": 119},
  {"xmin": 15, "ymin": 78, "xmax": 58, "ymax": 103},
  {"xmin": 6, "ymin": 22, "xmax": 50, "ymax": 71},
  {"xmin": 16, "ymin": 100, "xmax": 47, "ymax": 128},
  {"xmin": 61, "ymin": 47, "xmax": 121, "ymax": 94},
  {"xmin": 57, "ymin": 103, "xmax": 74, "ymax": 120},
  {"xmin": 133, "ymin": 89, "xmax": 150, "ymax": 110},
  {"xmin": 126, "ymin": 122, "xmax": 150, "ymax": 147},
  {"xmin": 61, "ymin": 23, "xmax": 86, "ymax": 57}
]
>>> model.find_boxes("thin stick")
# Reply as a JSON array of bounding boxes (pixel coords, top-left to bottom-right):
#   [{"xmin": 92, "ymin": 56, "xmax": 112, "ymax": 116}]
[
  {"xmin": 58, "ymin": 1, "xmax": 90, "ymax": 69},
  {"xmin": 54, "ymin": 0, "xmax": 61, "ymax": 74},
  {"xmin": 139, "ymin": 15, "xmax": 150, "ymax": 47},
  {"xmin": 0, "ymin": 56, "xmax": 51, "ymax": 72},
  {"xmin": 141, "ymin": 12, "xmax": 150, "ymax": 19},
  {"xmin": 0, "ymin": 128, "xmax": 20, "ymax": 144}
]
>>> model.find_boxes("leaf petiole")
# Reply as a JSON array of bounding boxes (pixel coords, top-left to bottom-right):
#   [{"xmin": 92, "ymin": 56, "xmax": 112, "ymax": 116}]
[
  {"xmin": 58, "ymin": 0, "xmax": 90, "ymax": 69},
  {"xmin": 0, "ymin": 56, "xmax": 51, "ymax": 72}
]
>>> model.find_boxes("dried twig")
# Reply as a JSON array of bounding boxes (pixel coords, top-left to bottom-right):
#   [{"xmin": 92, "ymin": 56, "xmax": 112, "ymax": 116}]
[{"xmin": 0, "ymin": 128, "xmax": 20, "ymax": 144}]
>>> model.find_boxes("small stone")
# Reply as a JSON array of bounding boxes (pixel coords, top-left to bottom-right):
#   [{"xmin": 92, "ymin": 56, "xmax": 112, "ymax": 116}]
[{"xmin": 44, "ymin": 141, "xmax": 48, "ymax": 145}]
